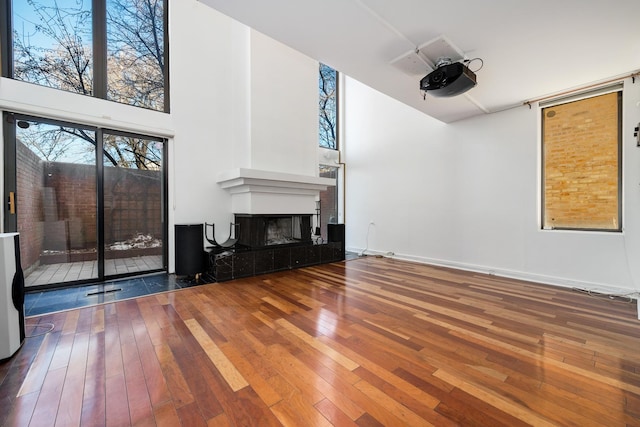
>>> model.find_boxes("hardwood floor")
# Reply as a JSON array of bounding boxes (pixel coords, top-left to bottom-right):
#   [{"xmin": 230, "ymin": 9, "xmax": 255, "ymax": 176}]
[{"xmin": 1, "ymin": 257, "xmax": 639, "ymax": 426}]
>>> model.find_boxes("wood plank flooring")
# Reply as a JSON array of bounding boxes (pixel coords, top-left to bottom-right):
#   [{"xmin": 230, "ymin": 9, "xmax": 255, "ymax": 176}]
[{"xmin": 2, "ymin": 257, "xmax": 639, "ymax": 426}]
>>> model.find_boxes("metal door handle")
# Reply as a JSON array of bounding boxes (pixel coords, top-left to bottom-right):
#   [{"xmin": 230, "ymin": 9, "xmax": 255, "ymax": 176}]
[{"xmin": 8, "ymin": 192, "xmax": 15, "ymax": 214}]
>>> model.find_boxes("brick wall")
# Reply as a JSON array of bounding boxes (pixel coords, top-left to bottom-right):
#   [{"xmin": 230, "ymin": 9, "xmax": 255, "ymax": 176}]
[
  {"xmin": 542, "ymin": 92, "xmax": 620, "ymax": 230},
  {"xmin": 104, "ymin": 166, "xmax": 162, "ymax": 245},
  {"xmin": 43, "ymin": 162, "xmax": 97, "ymax": 250},
  {"xmin": 16, "ymin": 141, "xmax": 45, "ymax": 270},
  {"xmin": 15, "ymin": 141, "xmax": 163, "ymax": 272}
]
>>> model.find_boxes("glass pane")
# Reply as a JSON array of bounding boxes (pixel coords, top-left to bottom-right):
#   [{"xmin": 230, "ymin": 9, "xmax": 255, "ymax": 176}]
[
  {"xmin": 16, "ymin": 119, "xmax": 98, "ymax": 287},
  {"xmin": 318, "ymin": 165, "xmax": 339, "ymax": 242},
  {"xmin": 542, "ymin": 92, "xmax": 620, "ymax": 230},
  {"xmin": 319, "ymin": 63, "xmax": 337, "ymax": 149},
  {"xmin": 103, "ymin": 133, "xmax": 163, "ymax": 276},
  {"xmin": 106, "ymin": 0, "xmax": 165, "ymax": 111},
  {"xmin": 12, "ymin": 0, "xmax": 93, "ymax": 95}
]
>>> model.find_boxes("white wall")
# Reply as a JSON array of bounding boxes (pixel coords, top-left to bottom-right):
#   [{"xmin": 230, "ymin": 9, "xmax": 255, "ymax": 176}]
[
  {"xmin": 249, "ymin": 31, "xmax": 319, "ymax": 175},
  {"xmin": 344, "ymin": 77, "xmax": 640, "ymax": 295}
]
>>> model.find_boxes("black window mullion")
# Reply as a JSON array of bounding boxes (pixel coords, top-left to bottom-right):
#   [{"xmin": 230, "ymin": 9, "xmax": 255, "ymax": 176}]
[
  {"xmin": 2, "ymin": 113, "xmax": 17, "ymax": 232},
  {"xmin": 335, "ymin": 69, "xmax": 340, "ymax": 150},
  {"xmin": 163, "ymin": 0, "xmax": 170, "ymax": 113},
  {"xmin": 162, "ymin": 139, "xmax": 168, "ymax": 269},
  {"xmin": 93, "ymin": 0, "xmax": 107, "ymax": 99},
  {"xmin": 617, "ymin": 91, "xmax": 623, "ymax": 230},
  {"xmin": 96, "ymin": 128, "xmax": 105, "ymax": 279},
  {"xmin": 0, "ymin": 0, "xmax": 11, "ymax": 77}
]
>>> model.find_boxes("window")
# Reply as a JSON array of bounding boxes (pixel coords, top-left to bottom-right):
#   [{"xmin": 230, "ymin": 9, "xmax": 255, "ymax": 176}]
[
  {"xmin": 541, "ymin": 89, "xmax": 622, "ymax": 231},
  {"xmin": 3, "ymin": 112, "xmax": 167, "ymax": 287},
  {"xmin": 3, "ymin": 0, "xmax": 167, "ymax": 112},
  {"xmin": 319, "ymin": 63, "xmax": 337, "ymax": 149},
  {"xmin": 318, "ymin": 165, "xmax": 339, "ymax": 241}
]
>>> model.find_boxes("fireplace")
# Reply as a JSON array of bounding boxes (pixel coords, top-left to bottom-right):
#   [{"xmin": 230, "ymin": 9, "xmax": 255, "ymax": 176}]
[
  {"xmin": 207, "ymin": 216, "xmax": 344, "ymax": 282},
  {"xmin": 235, "ymin": 214, "xmax": 312, "ymax": 249}
]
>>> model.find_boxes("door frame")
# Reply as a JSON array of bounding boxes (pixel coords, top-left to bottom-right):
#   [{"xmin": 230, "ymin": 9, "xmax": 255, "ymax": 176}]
[{"xmin": 2, "ymin": 111, "xmax": 168, "ymax": 289}]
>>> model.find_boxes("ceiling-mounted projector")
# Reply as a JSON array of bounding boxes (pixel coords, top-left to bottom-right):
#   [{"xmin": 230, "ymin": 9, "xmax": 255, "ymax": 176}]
[{"xmin": 420, "ymin": 58, "xmax": 477, "ymax": 97}]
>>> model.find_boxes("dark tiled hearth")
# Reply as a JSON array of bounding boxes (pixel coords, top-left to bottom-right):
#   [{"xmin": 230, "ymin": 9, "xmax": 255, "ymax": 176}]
[{"xmin": 24, "ymin": 273, "xmax": 201, "ymax": 317}]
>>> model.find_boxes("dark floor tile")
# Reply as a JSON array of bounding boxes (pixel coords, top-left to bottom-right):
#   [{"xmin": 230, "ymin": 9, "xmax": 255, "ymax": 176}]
[
  {"xmin": 27, "ymin": 301, "xmax": 80, "ymax": 316},
  {"xmin": 142, "ymin": 273, "xmax": 172, "ymax": 286},
  {"xmin": 24, "ymin": 273, "xmax": 199, "ymax": 316},
  {"xmin": 30, "ymin": 289, "xmax": 80, "ymax": 307},
  {"xmin": 82, "ymin": 284, "xmax": 102, "ymax": 295},
  {"xmin": 145, "ymin": 281, "xmax": 179, "ymax": 293},
  {"xmin": 24, "ymin": 294, "xmax": 40, "ymax": 312},
  {"xmin": 114, "ymin": 286, "xmax": 150, "ymax": 300}
]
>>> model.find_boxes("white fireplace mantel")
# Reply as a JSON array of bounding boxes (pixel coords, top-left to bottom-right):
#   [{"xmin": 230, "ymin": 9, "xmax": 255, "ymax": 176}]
[{"xmin": 217, "ymin": 168, "xmax": 334, "ymax": 214}]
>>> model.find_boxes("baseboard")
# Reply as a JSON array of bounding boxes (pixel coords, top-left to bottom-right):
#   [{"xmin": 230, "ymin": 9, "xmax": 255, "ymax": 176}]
[{"xmin": 347, "ymin": 247, "xmax": 640, "ymax": 305}]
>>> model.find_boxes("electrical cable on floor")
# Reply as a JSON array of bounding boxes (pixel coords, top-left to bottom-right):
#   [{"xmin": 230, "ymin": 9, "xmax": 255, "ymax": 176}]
[
  {"xmin": 621, "ymin": 234, "xmax": 640, "ymax": 299},
  {"xmin": 359, "ymin": 222, "xmax": 373, "ymax": 256},
  {"xmin": 24, "ymin": 323, "xmax": 55, "ymax": 338},
  {"xmin": 571, "ymin": 287, "xmax": 636, "ymax": 303}
]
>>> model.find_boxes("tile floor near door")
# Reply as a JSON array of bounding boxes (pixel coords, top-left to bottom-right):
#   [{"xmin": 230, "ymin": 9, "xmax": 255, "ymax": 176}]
[{"xmin": 24, "ymin": 273, "xmax": 201, "ymax": 317}]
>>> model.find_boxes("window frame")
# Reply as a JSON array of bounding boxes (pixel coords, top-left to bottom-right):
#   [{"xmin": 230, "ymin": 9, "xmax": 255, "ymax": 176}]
[
  {"xmin": 540, "ymin": 86, "xmax": 623, "ymax": 232},
  {"xmin": 3, "ymin": 111, "xmax": 169, "ymax": 286},
  {"xmin": 319, "ymin": 63, "xmax": 339, "ymax": 150},
  {"xmin": 0, "ymin": 0, "xmax": 170, "ymax": 113}
]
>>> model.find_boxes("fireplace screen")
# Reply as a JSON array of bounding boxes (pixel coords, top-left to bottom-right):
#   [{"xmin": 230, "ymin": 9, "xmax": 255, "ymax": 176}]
[
  {"xmin": 236, "ymin": 214, "xmax": 311, "ymax": 249},
  {"xmin": 266, "ymin": 217, "xmax": 302, "ymax": 245}
]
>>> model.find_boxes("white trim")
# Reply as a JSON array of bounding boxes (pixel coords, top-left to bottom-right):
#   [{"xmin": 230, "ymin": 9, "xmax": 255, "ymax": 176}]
[
  {"xmin": 218, "ymin": 168, "xmax": 334, "ymax": 192},
  {"xmin": 539, "ymin": 82, "xmax": 623, "ymax": 108},
  {"xmin": 347, "ymin": 246, "xmax": 640, "ymax": 302},
  {"xmin": 0, "ymin": 98, "xmax": 175, "ymax": 138}
]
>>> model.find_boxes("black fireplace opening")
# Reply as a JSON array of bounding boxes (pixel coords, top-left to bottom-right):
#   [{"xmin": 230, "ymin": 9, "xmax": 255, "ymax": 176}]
[{"xmin": 235, "ymin": 214, "xmax": 312, "ymax": 249}]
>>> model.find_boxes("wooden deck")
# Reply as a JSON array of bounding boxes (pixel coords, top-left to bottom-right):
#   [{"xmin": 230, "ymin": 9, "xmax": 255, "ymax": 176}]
[
  {"xmin": 2, "ymin": 257, "xmax": 639, "ymax": 426},
  {"xmin": 25, "ymin": 256, "xmax": 163, "ymax": 287}
]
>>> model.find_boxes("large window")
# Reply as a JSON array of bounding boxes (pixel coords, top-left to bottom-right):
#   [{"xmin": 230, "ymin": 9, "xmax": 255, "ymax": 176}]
[
  {"xmin": 318, "ymin": 64, "xmax": 341, "ymax": 239},
  {"xmin": 319, "ymin": 63, "xmax": 337, "ymax": 149},
  {"xmin": 541, "ymin": 89, "xmax": 622, "ymax": 231},
  {"xmin": 3, "ymin": 0, "xmax": 167, "ymax": 112}
]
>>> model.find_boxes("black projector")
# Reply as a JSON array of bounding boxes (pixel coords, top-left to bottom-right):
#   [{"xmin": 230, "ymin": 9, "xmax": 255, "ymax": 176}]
[{"xmin": 420, "ymin": 62, "xmax": 477, "ymax": 97}]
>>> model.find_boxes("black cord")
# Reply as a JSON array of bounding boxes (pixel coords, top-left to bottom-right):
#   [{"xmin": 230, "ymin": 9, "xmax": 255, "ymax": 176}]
[
  {"xmin": 25, "ymin": 323, "xmax": 55, "ymax": 338},
  {"xmin": 464, "ymin": 57, "xmax": 484, "ymax": 73},
  {"xmin": 572, "ymin": 287, "xmax": 635, "ymax": 303}
]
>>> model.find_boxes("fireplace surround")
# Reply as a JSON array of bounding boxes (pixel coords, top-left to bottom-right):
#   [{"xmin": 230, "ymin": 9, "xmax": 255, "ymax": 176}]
[
  {"xmin": 206, "ymin": 218, "xmax": 344, "ymax": 282},
  {"xmin": 211, "ymin": 161, "xmax": 340, "ymax": 282}
]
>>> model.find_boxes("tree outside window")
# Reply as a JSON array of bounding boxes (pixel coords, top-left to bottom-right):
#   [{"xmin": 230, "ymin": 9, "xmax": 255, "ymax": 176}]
[
  {"xmin": 9, "ymin": 0, "xmax": 166, "ymax": 112},
  {"xmin": 319, "ymin": 63, "xmax": 337, "ymax": 149}
]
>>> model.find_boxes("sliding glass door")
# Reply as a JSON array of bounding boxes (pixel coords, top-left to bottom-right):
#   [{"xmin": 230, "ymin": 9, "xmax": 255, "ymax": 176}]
[
  {"xmin": 12, "ymin": 117, "xmax": 99, "ymax": 286},
  {"xmin": 3, "ymin": 113, "xmax": 166, "ymax": 289},
  {"xmin": 103, "ymin": 132, "xmax": 165, "ymax": 276}
]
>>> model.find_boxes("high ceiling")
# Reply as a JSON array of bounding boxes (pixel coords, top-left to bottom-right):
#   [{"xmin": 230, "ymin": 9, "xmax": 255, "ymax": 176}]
[{"xmin": 197, "ymin": 0, "xmax": 640, "ymax": 123}]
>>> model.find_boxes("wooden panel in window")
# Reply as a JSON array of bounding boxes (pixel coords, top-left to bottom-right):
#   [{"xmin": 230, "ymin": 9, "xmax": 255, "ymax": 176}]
[{"xmin": 542, "ymin": 91, "xmax": 620, "ymax": 230}]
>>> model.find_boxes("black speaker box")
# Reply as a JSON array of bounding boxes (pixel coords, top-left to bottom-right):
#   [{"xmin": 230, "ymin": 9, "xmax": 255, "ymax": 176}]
[
  {"xmin": 327, "ymin": 223, "xmax": 345, "ymax": 261},
  {"xmin": 175, "ymin": 224, "xmax": 205, "ymax": 276}
]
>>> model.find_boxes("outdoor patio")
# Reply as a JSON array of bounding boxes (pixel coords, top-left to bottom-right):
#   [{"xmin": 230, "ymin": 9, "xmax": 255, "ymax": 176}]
[{"xmin": 25, "ymin": 255, "xmax": 163, "ymax": 287}]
